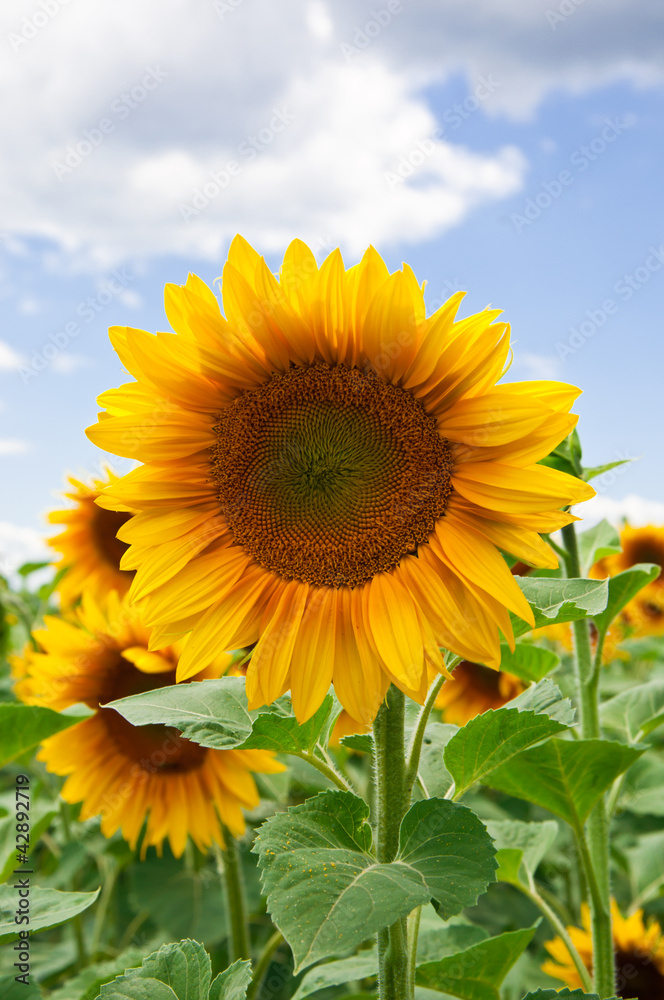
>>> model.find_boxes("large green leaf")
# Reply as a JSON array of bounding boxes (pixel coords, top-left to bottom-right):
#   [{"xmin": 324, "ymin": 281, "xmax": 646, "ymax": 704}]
[
  {"xmin": 600, "ymin": 678, "xmax": 664, "ymax": 742},
  {"xmin": 445, "ymin": 708, "xmax": 569, "ymax": 800},
  {"xmin": 486, "ymin": 819, "xmax": 558, "ymax": 886},
  {"xmin": 96, "ymin": 941, "xmax": 250, "ymax": 1000},
  {"xmin": 291, "ymin": 953, "xmax": 378, "ymax": 1000},
  {"xmin": 577, "ymin": 520, "xmax": 621, "ymax": 575},
  {"xmin": 415, "ymin": 925, "xmax": 537, "ymax": 1000},
  {"xmin": 0, "ymin": 886, "xmax": 100, "ymax": 942},
  {"xmin": 498, "ymin": 643, "xmax": 560, "ymax": 683},
  {"xmin": 0, "ymin": 704, "xmax": 85, "ymax": 767},
  {"xmin": 239, "ymin": 696, "xmax": 333, "ymax": 753},
  {"xmin": 0, "ymin": 977, "xmax": 42, "ymax": 999},
  {"xmin": 592, "ymin": 564, "xmax": 660, "ymax": 635},
  {"xmin": 106, "ymin": 677, "xmax": 252, "ymax": 749},
  {"xmin": 620, "ymin": 753, "xmax": 664, "ymax": 816},
  {"xmin": 254, "ymin": 791, "xmax": 496, "ymax": 972},
  {"xmin": 482, "ymin": 738, "xmax": 643, "ymax": 830},
  {"xmin": 511, "ymin": 578, "xmax": 608, "ymax": 638}
]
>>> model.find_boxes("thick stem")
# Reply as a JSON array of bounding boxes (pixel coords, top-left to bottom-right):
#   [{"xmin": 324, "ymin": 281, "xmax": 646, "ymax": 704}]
[
  {"xmin": 562, "ymin": 521, "xmax": 615, "ymax": 998},
  {"xmin": 373, "ymin": 686, "xmax": 411, "ymax": 1000},
  {"xmin": 216, "ymin": 831, "xmax": 251, "ymax": 962}
]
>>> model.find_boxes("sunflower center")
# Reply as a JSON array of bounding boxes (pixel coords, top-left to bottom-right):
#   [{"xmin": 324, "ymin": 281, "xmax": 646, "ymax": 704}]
[
  {"xmin": 614, "ymin": 947, "xmax": 664, "ymax": 999},
  {"xmin": 98, "ymin": 654, "xmax": 207, "ymax": 774},
  {"xmin": 91, "ymin": 506, "xmax": 132, "ymax": 573},
  {"xmin": 210, "ymin": 363, "xmax": 454, "ymax": 587}
]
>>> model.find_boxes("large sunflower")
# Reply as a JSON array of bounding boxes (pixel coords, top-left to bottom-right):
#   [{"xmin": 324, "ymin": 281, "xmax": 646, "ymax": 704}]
[
  {"xmin": 48, "ymin": 469, "xmax": 135, "ymax": 606},
  {"xmin": 543, "ymin": 900, "xmax": 664, "ymax": 999},
  {"xmin": 15, "ymin": 593, "xmax": 283, "ymax": 857},
  {"xmin": 435, "ymin": 660, "xmax": 524, "ymax": 725},
  {"xmin": 592, "ymin": 525, "xmax": 664, "ymax": 636},
  {"xmin": 86, "ymin": 236, "xmax": 594, "ymax": 723}
]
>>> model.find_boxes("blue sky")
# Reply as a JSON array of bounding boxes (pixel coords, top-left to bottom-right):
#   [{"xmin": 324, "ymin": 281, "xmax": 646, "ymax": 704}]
[{"xmin": 1, "ymin": 0, "xmax": 663, "ymax": 571}]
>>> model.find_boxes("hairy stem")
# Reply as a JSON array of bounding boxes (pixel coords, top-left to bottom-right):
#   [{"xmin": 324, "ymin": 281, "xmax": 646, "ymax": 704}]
[
  {"xmin": 562, "ymin": 521, "xmax": 615, "ymax": 998},
  {"xmin": 405, "ymin": 660, "xmax": 459, "ymax": 798},
  {"xmin": 373, "ymin": 686, "xmax": 412, "ymax": 1000},
  {"xmin": 520, "ymin": 881, "xmax": 593, "ymax": 993}
]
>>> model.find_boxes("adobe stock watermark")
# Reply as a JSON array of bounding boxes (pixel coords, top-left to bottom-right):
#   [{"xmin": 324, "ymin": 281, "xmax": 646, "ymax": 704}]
[
  {"xmin": 545, "ymin": 0, "xmax": 588, "ymax": 30},
  {"xmin": 555, "ymin": 244, "xmax": 664, "ymax": 361},
  {"xmin": 340, "ymin": 1, "xmax": 409, "ymax": 61},
  {"xmin": 210, "ymin": 0, "xmax": 244, "ymax": 19},
  {"xmin": 385, "ymin": 76, "xmax": 501, "ymax": 192},
  {"xmin": 17, "ymin": 267, "xmax": 134, "ymax": 383},
  {"xmin": 511, "ymin": 117, "xmax": 630, "ymax": 233},
  {"xmin": 8, "ymin": 0, "xmax": 74, "ymax": 54},
  {"xmin": 179, "ymin": 106, "xmax": 296, "ymax": 222},
  {"xmin": 51, "ymin": 66, "xmax": 168, "ymax": 180}
]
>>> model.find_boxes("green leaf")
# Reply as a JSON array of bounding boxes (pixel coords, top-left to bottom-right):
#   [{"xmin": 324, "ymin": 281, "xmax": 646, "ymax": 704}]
[
  {"xmin": 0, "ymin": 886, "xmax": 100, "ymax": 942},
  {"xmin": 0, "ymin": 803, "xmax": 56, "ymax": 883},
  {"xmin": 95, "ymin": 941, "xmax": 243, "ymax": 1000},
  {"xmin": 582, "ymin": 458, "xmax": 631, "ymax": 482},
  {"xmin": 98, "ymin": 980, "xmax": 178, "ymax": 1000},
  {"xmin": 398, "ymin": 799, "xmax": 498, "ymax": 919},
  {"xmin": 339, "ymin": 732, "xmax": 374, "ymax": 754},
  {"xmin": 593, "ymin": 564, "xmax": 660, "ymax": 635},
  {"xmin": 208, "ymin": 961, "xmax": 253, "ymax": 1000},
  {"xmin": 620, "ymin": 753, "xmax": 664, "ymax": 816},
  {"xmin": 16, "ymin": 560, "xmax": 51, "ymax": 577},
  {"xmin": 577, "ymin": 520, "xmax": 621, "ymax": 574},
  {"xmin": 0, "ymin": 704, "xmax": 85, "ymax": 767},
  {"xmin": 444, "ymin": 707, "xmax": 569, "ymax": 800},
  {"xmin": 506, "ymin": 678, "xmax": 576, "ymax": 724},
  {"xmin": 540, "ymin": 430, "xmax": 583, "ymax": 478},
  {"xmin": 291, "ymin": 953, "xmax": 378, "ymax": 1000},
  {"xmin": 106, "ymin": 677, "xmax": 252, "ymax": 749},
  {"xmin": 415, "ymin": 925, "xmax": 537, "ymax": 1000},
  {"xmin": 486, "ymin": 819, "xmax": 558, "ymax": 885},
  {"xmin": 482, "ymin": 738, "xmax": 644, "ymax": 830},
  {"xmin": 512, "ymin": 578, "xmax": 608, "ymax": 639},
  {"xmin": 417, "ymin": 723, "xmax": 457, "ymax": 799},
  {"xmin": 240, "ymin": 696, "xmax": 333, "ymax": 753},
  {"xmin": 600, "ymin": 678, "xmax": 664, "ymax": 741},
  {"xmin": 254, "ymin": 791, "xmax": 496, "ymax": 972},
  {"xmin": 498, "ymin": 643, "xmax": 560, "ymax": 683}
]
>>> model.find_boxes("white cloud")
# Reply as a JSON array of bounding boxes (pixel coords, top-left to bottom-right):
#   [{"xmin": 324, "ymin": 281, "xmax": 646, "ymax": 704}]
[
  {"xmin": 0, "ymin": 0, "xmax": 659, "ymax": 266},
  {"xmin": 0, "ymin": 340, "xmax": 24, "ymax": 370},
  {"xmin": 0, "ymin": 521, "xmax": 50, "ymax": 581},
  {"xmin": 575, "ymin": 493, "xmax": 664, "ymax": 528},
  {"xmin": 0, "ymin": 439, "xmax": 31, "ymax": 455},
  {"xmin": 50, "ymin": 354, "xmax": 93, "ymax": 375}
]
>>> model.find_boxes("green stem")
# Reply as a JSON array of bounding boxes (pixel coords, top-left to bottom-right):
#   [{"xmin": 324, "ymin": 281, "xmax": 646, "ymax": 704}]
[
  {"xmin": 90, "ymin": 856, "xmax": 118, "ymax": 958},
  {"xmin": 59, "ymin": 801, "xmax": 88, "ymax": 969},
  {"xmin": 373, "ymin": 686, "xmax": 412, "ymax": 1000},
  {"xmin": 562, "ymin": 521, "xmax": 615, "ymax": 998},
  {"xmin": 246, "ymin": 930, "xmax": 284, "ymax": 1000},
  {"xmin": 215, "ymin": 831, "xmax": 251, "ymax": 962},
  {"xmin": 407, "ymin": 907, "xmax": 422, "ymax": 998},
  {"xmin": 292, "ymin": 750, "xmax": 353, "ymax": 792},
  {"xmin": 405, "ymin": 661, "xmax": 459, "ymax": 798},
  {"xmin": 520, "ymin": 881, "xmax": 593, "ymax": 993}
]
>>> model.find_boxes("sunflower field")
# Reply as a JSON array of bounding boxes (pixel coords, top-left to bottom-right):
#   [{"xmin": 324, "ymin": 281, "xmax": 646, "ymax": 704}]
[{"xmin": 2, "ymin": 240, "xmax": 664, "ymax": 1000}]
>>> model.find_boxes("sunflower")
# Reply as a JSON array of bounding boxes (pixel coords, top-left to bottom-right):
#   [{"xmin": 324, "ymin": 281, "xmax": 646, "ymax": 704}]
[
  {"xmin": 15, "ymin": 593, "xmax": 284, "ymax": 858},
  {"xmin": 48, "ymin": 469, "xmax": 135, "ymax": 606},
  {"xmin": 434, "ymin": 659, "xmax": 525, "ymax": 725},
  {"xmin": 592, "ymin": 525, "xmax": 664, "ymax": 636},
  {"xmin": 543, "ymin": 900, "xmax": 664, "ymax": 999},
  {"xmin": 85, "ymin": 236, "xmax": 594, "ymax": 723}
]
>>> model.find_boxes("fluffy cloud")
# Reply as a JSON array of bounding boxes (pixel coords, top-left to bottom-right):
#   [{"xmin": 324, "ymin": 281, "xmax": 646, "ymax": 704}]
[
  {"xmin": 0, "ymin": 0, "xmax": 659, "ymax": 266},
  {"xmin": 579, "ymin": 493, "xmax": 664, "ymax": 528}
]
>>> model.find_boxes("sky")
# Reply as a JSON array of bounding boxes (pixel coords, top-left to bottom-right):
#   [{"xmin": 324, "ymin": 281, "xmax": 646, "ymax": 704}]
[{"xmin": 1, "ymin": 0, "xmax": 663, "ymax": 574}]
